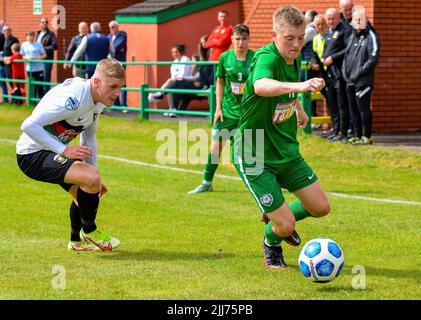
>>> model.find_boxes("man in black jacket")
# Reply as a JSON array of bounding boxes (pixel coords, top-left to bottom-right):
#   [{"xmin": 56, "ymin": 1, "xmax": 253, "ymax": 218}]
[
  {"xmin": 321, "ymin": 8, "xmax": 352, "ymax": 142},
  {"xmin": 2, "ymin": 25, "xmax": 19, "ymax": 100},
  {"xmin": 64, "ymin": 21, "xmax": 89, "ymax": 77},
  {"xmin": 342, "ymin": 5, "xmax": 380, "ymax": 145},
  {"xmin": 37, "ymin": 17, "xmax": 58, "ymax": 93}
]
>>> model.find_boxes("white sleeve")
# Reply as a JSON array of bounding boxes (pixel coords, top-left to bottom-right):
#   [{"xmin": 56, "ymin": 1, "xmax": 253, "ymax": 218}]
[
  {"xmin": 80, "ymin": 118, "xmax": 98, "ymax": 168},
  {"xmin": 21, "ymin": 105, "xmax": 75, "ymax": 154},
  {"xmin": 71, "ymin": 36, "xmax": 87, "ymax": 62}
]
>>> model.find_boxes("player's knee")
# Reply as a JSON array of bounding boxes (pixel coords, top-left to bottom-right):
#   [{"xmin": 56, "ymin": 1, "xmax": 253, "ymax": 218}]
[
  {"xmin": 83, "ymin": 170, "xmax": 101, "ymax": 193},
  {"xmin": 272, "ymin": 220, "xmax": 295, "ymax": 236},
  {"xmin": 312, "ymin": 200, "xmax": 330, "ymax": 217}
]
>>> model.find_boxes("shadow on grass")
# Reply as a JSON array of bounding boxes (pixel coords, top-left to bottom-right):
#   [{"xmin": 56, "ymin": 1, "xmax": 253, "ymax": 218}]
[
  {"xmin": 98, "ymin": 249, "xmax": 236, "ymax": 261},
  {"xmin": 364, "ymin": 266, "xmax": 421, "ymax": 283}
]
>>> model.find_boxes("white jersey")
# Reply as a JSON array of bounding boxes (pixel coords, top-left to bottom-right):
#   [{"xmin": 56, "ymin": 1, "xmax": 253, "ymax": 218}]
[{"xmin": 16, "ymin": 77, "xmax": 105, "ymax": 168}]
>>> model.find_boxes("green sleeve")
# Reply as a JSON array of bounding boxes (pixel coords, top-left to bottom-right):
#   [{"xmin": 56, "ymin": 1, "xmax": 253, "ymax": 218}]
[
  {"xmin": 216, "ymin": 52, "xmax": 226, "ymax": 79},
  {"xmin": 252, "ymin": 53, "xmax": 276, "ymax": 84}
]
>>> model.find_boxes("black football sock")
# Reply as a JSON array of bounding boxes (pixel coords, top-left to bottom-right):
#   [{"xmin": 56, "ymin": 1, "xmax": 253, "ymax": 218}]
[
  {"xmin": 69, "ymin": 201, "xmax": 83, "ymax": 241},
  {"xmin": 76, "ymin": 188, "xmax": 99, "ymax": 234}
]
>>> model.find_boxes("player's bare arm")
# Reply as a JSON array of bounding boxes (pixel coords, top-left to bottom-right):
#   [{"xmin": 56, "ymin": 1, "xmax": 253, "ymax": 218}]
[{"xmin": 254, "ymin": 77, "xmax": 325, "ymax": 97}]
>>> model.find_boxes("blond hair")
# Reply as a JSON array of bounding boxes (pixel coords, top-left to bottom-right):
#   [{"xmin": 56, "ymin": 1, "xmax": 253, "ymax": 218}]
[
  {"xmin": 95, "ymin": 59, "xmax": 126, "ymax": 79},
  {"xmin": 273, "ymin": 5, "xmax": 306, "ymax": 33}
]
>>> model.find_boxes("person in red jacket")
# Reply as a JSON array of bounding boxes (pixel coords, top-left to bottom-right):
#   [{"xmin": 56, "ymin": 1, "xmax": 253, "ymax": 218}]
[
  {"xmin": 4, "ymin": 43, "xmax": 25, "ymax": 104},
  {"xmin": 205, "ymin": 10, "xmax": 233, "ymax": 61}
]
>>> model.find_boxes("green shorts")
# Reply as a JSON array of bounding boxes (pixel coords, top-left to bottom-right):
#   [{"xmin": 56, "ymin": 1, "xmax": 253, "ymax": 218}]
[
  {"xmin": 234, "ymin": 156, "xmax": 318, "ymax": 214},
  {"xmin": 211, "ymin": 117, "xmax": 239, "ymax": 142}
]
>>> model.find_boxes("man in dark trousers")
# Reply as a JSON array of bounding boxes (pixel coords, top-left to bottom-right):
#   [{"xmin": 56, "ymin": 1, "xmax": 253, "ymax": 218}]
[
  {"xmin": 71, "ymin": 22, "xmax": 115, "ymax": 79},
  {"xmin": 37, "ymin": 17, "xmax": 58, "ymax": 93},
  {"xmin": 321, "ymin": 8, "xmax": 351, "ymax": 142},
  {"xmin": 108, "ymin": 20, "xmax": 127, "ymax": 107},
  {"xmin": 2, "ymin": 25, "xmax": 19, "ymax": 101},
  {"xmin": 64, "ymin": 21, "xmax": 89, "ymax": 78},
  {"xmin": 342, "ymin": 5, "xmax": 380, "ymax": 145},
  {"xmin": 0, "ymin": 29, "xmax": 7, "ymax": 103}
]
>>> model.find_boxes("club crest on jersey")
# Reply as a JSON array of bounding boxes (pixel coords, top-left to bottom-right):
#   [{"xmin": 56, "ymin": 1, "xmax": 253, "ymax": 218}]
[
  {"xmin": 65, "ymin": 97, "xmax": 80, "ymax": 110},
  {"xmin": 260, "ymin": 193, "xmax": 273, "ymax": 207},
  {"xmin": 54, "ymin": 154, "xmax": 68, "ymax": 165},
  {"xmin": 272, "ymin": 99, "xmax": 299, "ymax": 123}
]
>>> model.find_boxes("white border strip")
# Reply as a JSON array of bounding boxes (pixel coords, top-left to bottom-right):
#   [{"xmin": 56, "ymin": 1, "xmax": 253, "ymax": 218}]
[{"xmin": 1, "ymin": 138, "xmax": 420, "ymax": 206}]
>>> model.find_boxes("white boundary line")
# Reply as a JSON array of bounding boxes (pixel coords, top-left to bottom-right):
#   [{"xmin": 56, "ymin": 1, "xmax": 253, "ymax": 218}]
[{"xmin": 2, "ymin": 138, "xmax": 420, "ymax": 206}]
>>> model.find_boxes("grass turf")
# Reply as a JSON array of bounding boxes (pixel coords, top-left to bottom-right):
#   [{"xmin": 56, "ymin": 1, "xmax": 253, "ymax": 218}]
[{"xmin": 0, "ymin": 105, "xmax": 420, "ymax": 299}]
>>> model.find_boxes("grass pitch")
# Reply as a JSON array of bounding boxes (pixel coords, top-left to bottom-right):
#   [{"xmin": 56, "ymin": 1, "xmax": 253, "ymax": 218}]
[{"xmin": 0, "ymin": 105, "xmax": 420, "ymax": 300}]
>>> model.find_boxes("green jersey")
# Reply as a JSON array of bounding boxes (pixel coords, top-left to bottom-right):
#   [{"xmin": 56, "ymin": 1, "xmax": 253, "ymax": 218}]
[
  {"xmin": 216, "ymin": 49, "xmax": 255, "ymax": 119},
  {"xmin": 237, "ymin": 42, "xmax": 302, "ymax": 165}
]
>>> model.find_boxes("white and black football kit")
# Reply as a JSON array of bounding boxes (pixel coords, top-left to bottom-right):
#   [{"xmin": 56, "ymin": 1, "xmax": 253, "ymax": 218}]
[{"xmin": 16, "ymin": 77, "xmax": 105, "ymax": 191}]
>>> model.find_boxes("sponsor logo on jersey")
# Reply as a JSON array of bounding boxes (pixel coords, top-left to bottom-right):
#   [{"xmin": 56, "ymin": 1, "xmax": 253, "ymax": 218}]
[
  {"xmin": 260, "ymin": 193, "xmax": 274, "ymax": 207},
  {"xmin": 230, "ymin": 82, "xmax": 245, "ymax": 95},
  {"xmin": 272, "ymin": 99, "xmax": 299, "ymax": 123},
  {"xmin": 65, "ymin": 97, "xmax": 80, "ymax": 110},
  {"xmin": 44, "ymin": 120, "xmax": 84, "ymax": 144}
]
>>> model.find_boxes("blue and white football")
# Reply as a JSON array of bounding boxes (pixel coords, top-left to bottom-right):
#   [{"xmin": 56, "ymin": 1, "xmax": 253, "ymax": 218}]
[{"xmin": 298, "ymin": 238, "xmax": 344, "ymax": 283}]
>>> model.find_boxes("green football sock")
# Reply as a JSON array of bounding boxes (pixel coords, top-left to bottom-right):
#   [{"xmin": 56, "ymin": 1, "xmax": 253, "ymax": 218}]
[
  {"xmin": 264, "ymin": 221, "xmax": 285, "ymax": 246},
  {"xmin": 289, "ymin": 199, "xmax": 312, "ymax": 221},
  {"xmin": 203, "ymin": 152, "xmax": 219, "ymax": 182}
]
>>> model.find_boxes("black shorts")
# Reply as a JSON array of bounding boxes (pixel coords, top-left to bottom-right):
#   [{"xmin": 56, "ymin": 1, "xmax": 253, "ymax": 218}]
[{"xmin": 17, "ymin": 150, "xmax": 77, "ymax": 191}]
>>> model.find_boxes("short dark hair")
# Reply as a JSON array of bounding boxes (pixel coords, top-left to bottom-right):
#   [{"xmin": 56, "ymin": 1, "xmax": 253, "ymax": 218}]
[
  {"xmin": 172, "ymin": 44, "xmax": 186, "ymax": 55},
  {"xmin": 232, "ymin": 24, "xmax": 250, "ymax": 37},
  {"xmin": 219, "ymin": 10, "xmax": 229, "ymax": 15},
  {"xmin": 305, "ymin": 10, "xmax": 318, "ymax": 23}
]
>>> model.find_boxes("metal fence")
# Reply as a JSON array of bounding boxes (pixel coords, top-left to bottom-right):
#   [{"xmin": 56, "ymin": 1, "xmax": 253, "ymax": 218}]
[{"xmin": 0, "ymin": 58, "xmax": 327, "ymax": 132}]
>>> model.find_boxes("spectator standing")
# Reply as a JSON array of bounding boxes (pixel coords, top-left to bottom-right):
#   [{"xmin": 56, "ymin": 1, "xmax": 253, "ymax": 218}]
[
  {"xmin": 108, "ymin": 20, "xmax": 127, "ymax": 107},
  {"xmin": 0, "ymin": 29, "xmax": 7, "ymax": 103},
  {"xmin": 37, "ymin": 17, "xmax": 58, "ymax": 93},
  {"xmin": 309, "ymin": 14, "xmax": 329, "ymax": 119},
  {"xmin": 205, "ymin": 10, "xmax": 233, "ymax": 61},
  {"xmin": 204, "ymin": 10, "xmax": 233, "ymax": 83},
  {"xmin": 321, "ymin": 8, "xmax": 350, "ymax": 142},
  {"xmin": 301, "ymin": 10, "xmax": 318, "ymax": 77},
  {"xmin": 342, "ymin": 5, "xmax": 379, "ymax": 145},
  {"xmin": 21, "ymin": 30, "xmax": 47, "ymax": 99},
  {"xmin": 4, "ymin": 43, "xmax": 25, "ymax": 104},
  {"xmin": 2, "ymin": 25, "xmax": 19, "ymax": 101},
  {"xmin": 64, "ymin": 21, "xmax": 89, "ymax": 77},
  {"xmin": 339, "ymin": 0, "xmax": 354, "ymax": 23},
  {"xmin": 71, "ymin": 22, "xmax": 115, "ymax": 79}
]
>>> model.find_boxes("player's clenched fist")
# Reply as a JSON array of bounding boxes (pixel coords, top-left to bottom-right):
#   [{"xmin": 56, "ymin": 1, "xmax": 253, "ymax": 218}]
[{"xmin": 305, "ymin": 78, "xmax": 325, "ymax": 92}]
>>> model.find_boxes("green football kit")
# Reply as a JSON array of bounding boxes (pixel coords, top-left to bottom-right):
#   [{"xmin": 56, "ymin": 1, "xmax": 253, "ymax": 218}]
[
  {"xmin": 212, "ymin": 48, "xmax": 255, "ymax": 141},
  {"xmin": 203, "ymin": 48, "xmax": 255, "ymax": 183},
  {"xmin": 234, "ymin": 42, "xmax": 318, "ymax": 215}
]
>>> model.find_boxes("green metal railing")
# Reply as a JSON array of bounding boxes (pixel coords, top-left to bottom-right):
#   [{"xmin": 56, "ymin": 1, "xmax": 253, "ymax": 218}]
[
  {"xmin": 0, "ymin": 58, "xmax": 218, "ymax": 124},
  {"xmin": 0, "ymin": 58, "xmax": 322, "ymax": 130}
]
